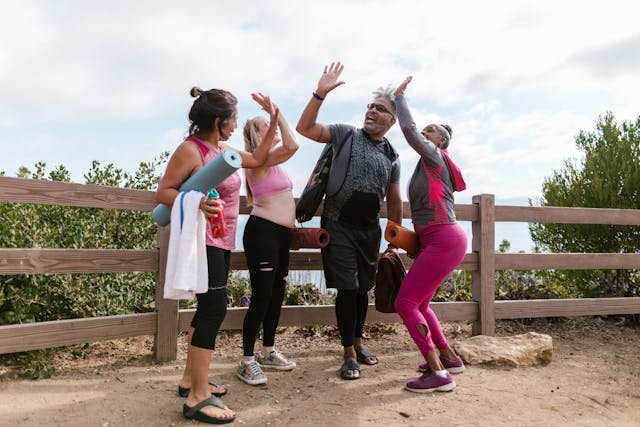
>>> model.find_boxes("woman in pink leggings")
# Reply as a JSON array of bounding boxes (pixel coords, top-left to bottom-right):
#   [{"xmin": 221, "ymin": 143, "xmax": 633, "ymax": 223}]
[{"xmin": 393, "ymin": 76, "xmax": 468, "ymax": 393}]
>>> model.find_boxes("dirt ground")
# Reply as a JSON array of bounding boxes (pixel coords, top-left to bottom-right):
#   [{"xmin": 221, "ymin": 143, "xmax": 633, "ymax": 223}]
[{"xmin": 1, "ymin": 316, "xmax": 639, "ymax": 427}]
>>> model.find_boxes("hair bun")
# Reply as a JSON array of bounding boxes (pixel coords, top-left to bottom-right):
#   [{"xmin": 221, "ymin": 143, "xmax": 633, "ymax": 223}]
[
  {"xmin": 441, "ymin": 124, "xmax": 453, "ymax": 138},
  {"xmin": 190, "ymin": 86, "xmax": 203, "ymax": 98}
]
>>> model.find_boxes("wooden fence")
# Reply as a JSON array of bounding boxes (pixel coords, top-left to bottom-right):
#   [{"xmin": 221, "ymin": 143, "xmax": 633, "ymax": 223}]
[{"xmin": 0, "ymin": 176, "xmax": 639, "ymax": 361}]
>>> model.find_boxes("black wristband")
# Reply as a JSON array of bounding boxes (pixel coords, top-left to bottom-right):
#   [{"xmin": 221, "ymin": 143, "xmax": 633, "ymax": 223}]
[{"xmin": 312, "ymin": 92, "xmax": 325, "ymax": 101}]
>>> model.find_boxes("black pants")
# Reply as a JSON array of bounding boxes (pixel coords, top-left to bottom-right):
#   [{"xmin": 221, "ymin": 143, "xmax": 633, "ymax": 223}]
[
  {"xmin": 190, "ymin": 246, "xmax": 229, "ymax": 350},
  {"xmin": 335, "ymin": 289, "xmax": 369, "ymax": 347},
  {"xmin": 242, "ymin": 215, "xmax": 291, "ymax": 356}
]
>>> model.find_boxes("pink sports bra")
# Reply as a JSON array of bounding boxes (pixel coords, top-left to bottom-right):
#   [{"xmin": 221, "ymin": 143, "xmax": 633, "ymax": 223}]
[{"xmin": 246, "ymin": 165, "xmax": 293, "ymax": 201}]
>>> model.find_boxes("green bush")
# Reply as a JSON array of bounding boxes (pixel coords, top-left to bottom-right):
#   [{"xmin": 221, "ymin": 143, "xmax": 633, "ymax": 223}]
[
  {"xmin": 227, "ymin": 274, "xmax": 252, "ymax": 307},
  {"xmin": 494, "ymin": 240, "xmax": 574, "ymax": 300},
  {"xmin": 0, "ymin": 155, "xmax": 168, "ymax": 325},
  {"xmin": 283, "ymin": 283, "xmax": 327, "ymax": 305},
  {"xmin": 433, "ymin": 270, "xmax": 472, "ymax": 302}
]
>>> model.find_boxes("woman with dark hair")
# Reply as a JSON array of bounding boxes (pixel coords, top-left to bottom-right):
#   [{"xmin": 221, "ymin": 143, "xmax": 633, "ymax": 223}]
[
  {"xmin": 392, "ymin": 76, "xmax": 467, "ymax": 393},
  {"xmin": 236, "ymin": 107, "xmax": 299, "ymax": 385},
  {"xmin": 156, "ymin": 87, "xmax": 279, "ymax": 424}
]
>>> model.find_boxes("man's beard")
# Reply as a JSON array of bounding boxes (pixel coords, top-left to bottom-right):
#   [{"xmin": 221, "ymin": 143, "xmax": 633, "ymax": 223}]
[{"xmin": 363, "ymin": 121, "xmax": 387, "ymax": 136}]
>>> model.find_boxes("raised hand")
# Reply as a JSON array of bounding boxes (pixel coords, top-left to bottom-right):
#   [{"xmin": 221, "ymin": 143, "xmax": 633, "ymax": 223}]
[
  {"xmin": 394, "ymin": 76, "xmax": 413, "ymax": 97},
  {"xmin": 251, "ymin": 92, "xmax": 275, "ymax": 114},
  {"xmin": 252, "ymin": 92, "xmax": 280, "ymax": 123},
  {"xmin": 316, "ymin": 62, "xmax": 345, "ymax": 98}
]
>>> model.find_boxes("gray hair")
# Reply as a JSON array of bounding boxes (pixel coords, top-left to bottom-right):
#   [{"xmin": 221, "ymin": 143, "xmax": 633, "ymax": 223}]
[
  {"xmin": 438, "ymin": 124, "xmax": 452, "ymax": 149},
  {"xmin": 371, "ymin": 85, "xmax": 396, "ymax": 115}
]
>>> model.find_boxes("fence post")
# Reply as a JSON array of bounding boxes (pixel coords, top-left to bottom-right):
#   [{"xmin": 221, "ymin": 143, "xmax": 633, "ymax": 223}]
[
  {"xmin": 153, "ymin": 225, "xmax": 179, "ymax": 362},
  {"xmin": 471, "ymin": 194, "xmax": 496, "ymax": 336}
]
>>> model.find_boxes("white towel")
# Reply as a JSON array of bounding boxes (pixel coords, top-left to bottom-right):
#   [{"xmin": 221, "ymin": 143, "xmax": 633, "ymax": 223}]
[{"xmin": 164, "ymin": 191, "xmax": 208, "ymax": 300}]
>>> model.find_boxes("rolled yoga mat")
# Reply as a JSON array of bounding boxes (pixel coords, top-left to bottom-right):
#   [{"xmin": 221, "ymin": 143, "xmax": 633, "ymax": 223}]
[
  {"xmin": 384, "ymin": 220, "xmax": 420, "ymax": 255},
  {"xmin": 290, "ymin": 227, "xmax": 330, "ymax": 250},
  {"xmin": 152, "ymin": 148, "xmax": 242, "ymax": 226}
]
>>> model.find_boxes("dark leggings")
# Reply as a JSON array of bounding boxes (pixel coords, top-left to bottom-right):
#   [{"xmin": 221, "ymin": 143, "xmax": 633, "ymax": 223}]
[
  {"xmin": 242, "ymin": 215, "xmax": 291, "ymax": 356},
  {"xmin": 335, "ymin": 289, "xmax": 369, "ymax": 347},
  {"xmin": 190, "ymin": 246, "xmax": 229, "ymax": 350}
]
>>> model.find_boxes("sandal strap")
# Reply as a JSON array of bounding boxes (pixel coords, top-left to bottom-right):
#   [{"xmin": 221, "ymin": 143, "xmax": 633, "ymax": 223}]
[
  {"xmin": 185, "ymin": 395, "xmax": 226, "ymax": 417},
  {"xmin": 357, "ymin": 348, "xmax": 375, "ymax": 358},
  {"xmin": 208, "ymin": 380, "xmax": 225, "ymax": 390},
  {"xmin": 341, "ymin": 360, "xmax": 360, "ymax": 372}
]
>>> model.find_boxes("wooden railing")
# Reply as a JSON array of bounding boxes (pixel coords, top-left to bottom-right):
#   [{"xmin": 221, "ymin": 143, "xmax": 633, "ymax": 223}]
[{"xmin": 1, "ymin": 177, "xmax": 639, "ymax": 361}]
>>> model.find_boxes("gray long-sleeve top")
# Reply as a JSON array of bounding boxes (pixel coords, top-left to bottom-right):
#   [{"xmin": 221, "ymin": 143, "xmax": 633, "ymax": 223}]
[{"xmin": 395, "ymin": 94, "xmax": 457, "ymax": 226}]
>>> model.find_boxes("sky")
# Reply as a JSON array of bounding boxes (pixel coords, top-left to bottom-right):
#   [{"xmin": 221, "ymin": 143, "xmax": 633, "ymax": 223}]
[{"xmin": 2, "ymin": 0, "xmax": 639, "ymax": 252}]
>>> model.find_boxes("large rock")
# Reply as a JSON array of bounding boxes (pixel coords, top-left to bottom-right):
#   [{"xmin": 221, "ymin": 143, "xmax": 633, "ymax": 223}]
[{"xmin": 452, "ymin": 332, "xmax": 553, "ymax": 367}]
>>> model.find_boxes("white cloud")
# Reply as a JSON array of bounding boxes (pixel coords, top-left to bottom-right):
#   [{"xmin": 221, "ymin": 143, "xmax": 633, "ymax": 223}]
[{"xmin": 1, "ymin": 0, "xmax": 638, "ymax": 204}]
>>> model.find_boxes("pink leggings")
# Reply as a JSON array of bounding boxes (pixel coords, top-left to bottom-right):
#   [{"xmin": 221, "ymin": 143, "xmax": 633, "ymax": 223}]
[{"xmin": 394, "ymin": 223, "xmax": 467, "ymax": 359}]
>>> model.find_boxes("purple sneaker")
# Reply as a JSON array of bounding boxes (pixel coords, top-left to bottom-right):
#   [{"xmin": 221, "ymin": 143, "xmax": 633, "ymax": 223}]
[
  {"xmin": 418, "ymin": 355, "xmax": 465, "ymax": 374},
  {"xmin": 440, "ymin": 355, "xmax": 466, "ymax": 374},
  {"xmin": 405, "ymin": 371, "xmax": 456, "ymax": 393}
]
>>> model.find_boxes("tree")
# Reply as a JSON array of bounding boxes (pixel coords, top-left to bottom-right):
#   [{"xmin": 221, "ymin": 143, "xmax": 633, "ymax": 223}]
[{"xmin": 529, "ymin": 112, "xmax": 640, "ymax": 297}]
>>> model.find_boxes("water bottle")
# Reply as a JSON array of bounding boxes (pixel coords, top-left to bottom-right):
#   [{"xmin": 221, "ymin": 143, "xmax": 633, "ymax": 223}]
[{"xmin": 207, "ymin": 188, "xmax": 227, "ymax": 237}]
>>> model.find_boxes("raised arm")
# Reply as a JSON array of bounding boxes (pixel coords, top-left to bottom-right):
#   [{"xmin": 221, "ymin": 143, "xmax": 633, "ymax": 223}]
[
  {"xmin": 393, "ymin": 76, "xmax": 442, "ymax": 166},
  {"xmin": 229, "ymin": 93, "xmax": 280, "ymax": 168},
  {"xmin": 264, "ymin": 108, "xmax": 299, "ymax": 166},
  {"xmin": 296, "ymin": 62, "xmax": 345, "ymax": 143}
]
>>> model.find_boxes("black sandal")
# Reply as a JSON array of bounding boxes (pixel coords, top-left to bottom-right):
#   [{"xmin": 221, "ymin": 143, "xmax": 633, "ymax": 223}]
[
  {"xmin": 183, "ymin": 395, "xmax": 235, "ymax": 424},
  {"xmin": 340, "ymin": 360, "xmax": 361, "ymax": 380},
  {"xmin": 356, "ymin": 348, "xmax": 378, "ymax": 366}
]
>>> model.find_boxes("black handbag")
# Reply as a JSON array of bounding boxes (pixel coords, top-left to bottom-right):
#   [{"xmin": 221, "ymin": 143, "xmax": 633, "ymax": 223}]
[{"xmin": 295, "ymin": 144, "xmax": 333, "ymax": 223}]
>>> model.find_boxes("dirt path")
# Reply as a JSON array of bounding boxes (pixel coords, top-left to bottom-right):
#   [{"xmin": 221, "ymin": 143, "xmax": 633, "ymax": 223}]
[{"xmin": 1, "ymin": 317, "xmax": 639, "ymax": 426}]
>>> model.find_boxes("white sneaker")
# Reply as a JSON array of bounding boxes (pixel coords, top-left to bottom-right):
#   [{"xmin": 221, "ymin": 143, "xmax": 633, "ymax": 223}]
[
  {"xmin": 236, "ymin": 360, "xmax": 267, "ymax": 385},
  {"xmin": 256, "ymin": 350, "xmax": 296, "ymax": 371}
]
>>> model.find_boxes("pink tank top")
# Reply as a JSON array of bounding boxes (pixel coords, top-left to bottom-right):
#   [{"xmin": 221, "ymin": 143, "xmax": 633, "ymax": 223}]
[
  {"xmin": 186, "ymin": 136, "xmax": 241, "ymax": 250},
  {"xmin": 245, "ymin": 165, "xmax": 293, "ymax": 201}
]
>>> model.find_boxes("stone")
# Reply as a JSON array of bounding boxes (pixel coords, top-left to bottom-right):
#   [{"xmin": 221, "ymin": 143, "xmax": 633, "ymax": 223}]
[{"xmin": 452, "ymin": 332, "xmax": 553, "ymax": 367}]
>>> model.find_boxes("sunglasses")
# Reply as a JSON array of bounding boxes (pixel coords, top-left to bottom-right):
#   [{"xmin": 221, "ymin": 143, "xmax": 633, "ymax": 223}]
[{"xmin": 367, "ymin": 103, "xmax": 394, "ymax": 116}]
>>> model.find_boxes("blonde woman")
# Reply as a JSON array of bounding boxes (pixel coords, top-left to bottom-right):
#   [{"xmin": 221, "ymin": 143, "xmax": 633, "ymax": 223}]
[{"xmin": 237, "ymin": 105, "xmax": 299, "ymax": 385}]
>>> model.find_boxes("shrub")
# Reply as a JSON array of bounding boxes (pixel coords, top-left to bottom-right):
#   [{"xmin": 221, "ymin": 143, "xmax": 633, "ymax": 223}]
[{"xmin": 0, "ymin": 154, "xmax": 168, "ymax": 325}]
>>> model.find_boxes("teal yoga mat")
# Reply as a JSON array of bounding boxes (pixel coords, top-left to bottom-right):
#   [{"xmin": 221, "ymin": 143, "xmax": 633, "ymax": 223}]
[{"xmin": 152, "ymin": 148, "xmax": 242, "ymax": 226}]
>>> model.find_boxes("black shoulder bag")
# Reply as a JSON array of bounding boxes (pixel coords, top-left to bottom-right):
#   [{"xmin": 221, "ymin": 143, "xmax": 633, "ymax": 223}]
[
  {"xmin": 295, "ymin": 143, "xmax": 333, "ymax": 223},
  {"xmin": 295, "ymin": 129, "xmax": 354, "ymax": 223}
]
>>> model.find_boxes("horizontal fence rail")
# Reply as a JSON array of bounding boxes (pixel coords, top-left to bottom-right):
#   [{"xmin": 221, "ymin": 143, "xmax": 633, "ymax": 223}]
[
  {"xmin": 0, "ymin": 314, "xmax": 157, "ymax": 354},
  {"xmin": 0, "ymin": 177, "xmax": 639, "ymax": 359},
  {"xmin": 0, "ymin": 176, "xmax": 157, "ymax": 211},
  {"xmin": 0, "ymin": 249, "xmax": 158, "ymax": 274},
  {"xmin": 3, "ymin": 297, "xmax": 640, "ymax": 355},
  {"xmin": 495, "ymin": 253, "xmax": 640, "ymax": 270},
  {"xmin": 495, "ymin": 205, "xmax": 640, "ymax": 224},
  {"xmin": 494, "ymin": 297, "xmax": 640, "ymax": 319},
  {"xmin": 178, "ymin": 302, "xmax": 480, "ymax": 334}
]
